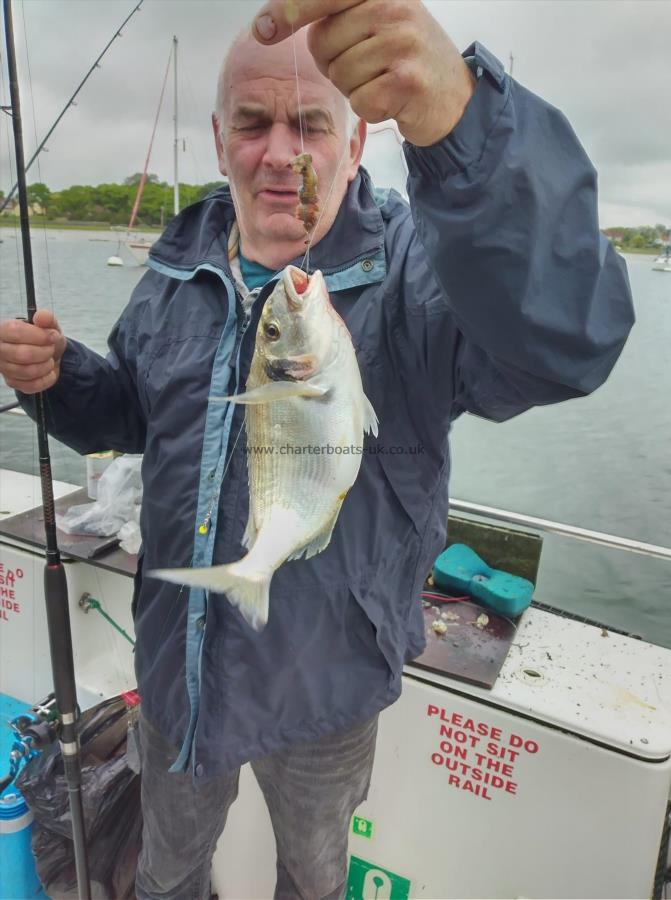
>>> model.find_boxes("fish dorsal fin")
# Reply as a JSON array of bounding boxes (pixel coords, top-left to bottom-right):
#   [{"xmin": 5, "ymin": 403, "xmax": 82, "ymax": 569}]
[
  {"xmin": 362, "ymin": 391, "xmax": 379, "ymax": 437},
  {"xmin": 212, "ymin": 381, "xmax": 327, "ymax": 405}
]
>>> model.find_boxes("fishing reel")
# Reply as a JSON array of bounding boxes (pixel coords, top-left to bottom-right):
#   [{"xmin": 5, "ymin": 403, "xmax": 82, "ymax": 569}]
[
  {"xmin": 12, "ymin": 693, "xmax": 61, "ymax": 745},
  {"xmin": 0, "ymin": 693, "xmax": 61, "ymax": 794}
]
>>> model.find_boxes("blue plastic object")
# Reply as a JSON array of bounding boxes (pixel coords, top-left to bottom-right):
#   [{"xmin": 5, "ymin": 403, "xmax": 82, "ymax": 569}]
[
  {"xmin": 432, "ymin": 544, "xmax": 534, "ymax": 617},
  {"xmin": 0, "ymin": 791, "xmax": 46, "ymax": 899},
  {"xmin": 1, "ymin": 693, "xmax": 47, "ymax": 900}
]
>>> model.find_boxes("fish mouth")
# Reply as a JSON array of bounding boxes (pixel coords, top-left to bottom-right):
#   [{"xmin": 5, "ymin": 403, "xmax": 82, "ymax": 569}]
[
  {"xmin": 283, "ymin": 266, "xmax": 310, "ymax": 309},
  {"xmin": 265, "ymin": 354, "xmax": 317, "ymax": 382}
]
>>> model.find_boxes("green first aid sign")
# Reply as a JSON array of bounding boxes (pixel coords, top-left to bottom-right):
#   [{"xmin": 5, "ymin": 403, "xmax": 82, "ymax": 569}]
[
  {"xmin": 352, "ymin": 815, "xmax": 374, "ymax": 839},
  {"xmin": 347, "ymin": 855, "xmax": 411, "ymax": 900}
]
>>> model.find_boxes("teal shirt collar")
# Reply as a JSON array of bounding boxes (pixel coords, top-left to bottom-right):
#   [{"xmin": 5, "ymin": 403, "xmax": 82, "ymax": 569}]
[{"xmin": 239, "ymin": 252, "xmax": 276, "ymax": 291}]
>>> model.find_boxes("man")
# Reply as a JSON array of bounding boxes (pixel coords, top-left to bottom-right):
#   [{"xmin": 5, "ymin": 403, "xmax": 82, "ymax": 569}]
[{"xmin": 0, "ymin": 1, "xmax": 633, "ymax": 898}]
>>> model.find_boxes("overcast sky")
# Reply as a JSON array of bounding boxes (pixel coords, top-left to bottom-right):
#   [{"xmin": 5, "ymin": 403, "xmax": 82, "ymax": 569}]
[{"xmin": 1, "ymin": 0, "xmax": 669, "ymax": 227}]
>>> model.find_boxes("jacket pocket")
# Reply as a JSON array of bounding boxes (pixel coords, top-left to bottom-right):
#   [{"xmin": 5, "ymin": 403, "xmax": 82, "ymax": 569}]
[
  {"xmin": 348, "ymin": 577, "xmax": 405, "ymax": 689},
  {"xmin": 375, "ymin": 449, "xmax": 426, "ymax": 536}
]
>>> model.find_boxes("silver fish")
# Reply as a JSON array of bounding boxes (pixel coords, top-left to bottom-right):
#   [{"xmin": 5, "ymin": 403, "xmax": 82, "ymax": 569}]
[{"xmin": 151, "ymin": 266, "xmax": 378, "ymax": 630}]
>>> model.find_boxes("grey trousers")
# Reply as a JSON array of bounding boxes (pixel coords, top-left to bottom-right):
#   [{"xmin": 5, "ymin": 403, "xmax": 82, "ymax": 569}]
[{"xmin": 135, "ymin": 713, "xmax": 379, "ymax": 900}]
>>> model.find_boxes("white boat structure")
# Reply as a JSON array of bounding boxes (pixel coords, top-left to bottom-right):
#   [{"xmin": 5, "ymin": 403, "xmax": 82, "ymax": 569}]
[
  {"xmin": 653, "ymin": 252, "xmax": 671, "ymax": 273},
  {"xmin": 107, "ymin": 36, "xmax": 180, "ymax": 268},
  {"xmin": 1, "ymin": 456, "xmax": 671, "ymax": 899},
  {"xmin": 124, "ymin": 236, "xmax": 154, "ymax": 267}
]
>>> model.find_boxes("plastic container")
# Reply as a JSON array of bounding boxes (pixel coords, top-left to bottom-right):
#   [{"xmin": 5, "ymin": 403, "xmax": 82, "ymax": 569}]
[
  {"xmin": 86, "ymin": 450, "xmax": 119, "ymax": 499},
  {"xmin": 432, "ymin": 543, "xmax": 534, "ymax": 617}
]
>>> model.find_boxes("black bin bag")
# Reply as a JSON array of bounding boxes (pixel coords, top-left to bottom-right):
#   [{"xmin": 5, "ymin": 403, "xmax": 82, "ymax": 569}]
[{"xmin": 16, "ymin": 694, "xmax": 142, "ymax": 899}]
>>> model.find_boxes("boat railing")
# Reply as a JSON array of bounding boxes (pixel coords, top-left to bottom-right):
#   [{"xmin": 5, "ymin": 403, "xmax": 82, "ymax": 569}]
[
  {"xmin": 2, "ymin": 401, "xmax": 670, "ymax": 563},
  {"xmin": 450, "ymin": 498, "xmax": 671, "ymax": 563}
]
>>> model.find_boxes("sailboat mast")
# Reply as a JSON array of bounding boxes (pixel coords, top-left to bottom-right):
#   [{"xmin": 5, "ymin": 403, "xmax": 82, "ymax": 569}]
[{"xmin": 173, "ymin": 35, "xmax": 179, "ymax": 215}]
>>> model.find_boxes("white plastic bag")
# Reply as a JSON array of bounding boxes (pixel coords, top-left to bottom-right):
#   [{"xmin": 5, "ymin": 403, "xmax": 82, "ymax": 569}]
[
  {"xmin": 117, "ymin": 516, "xmax": 142, "ymax": 555},
  {"xmin": 57, "ymin": 456, "xmax": 143, "ymax": 537}
]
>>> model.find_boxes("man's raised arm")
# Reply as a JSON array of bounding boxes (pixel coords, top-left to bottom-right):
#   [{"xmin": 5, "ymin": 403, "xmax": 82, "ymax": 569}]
[
  {"xmin": 254, "ymin": 0, "xmax": 634, "ymax": 419},
  {"xmin": 403, "ymin": 41, "xmax": 634, "ymax": 418}
]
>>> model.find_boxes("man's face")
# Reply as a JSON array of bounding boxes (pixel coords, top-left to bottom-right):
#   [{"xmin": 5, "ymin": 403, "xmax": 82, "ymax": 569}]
[{"xmin": 213, "ymin": 32, "xmax": 364, "ymax": 267}]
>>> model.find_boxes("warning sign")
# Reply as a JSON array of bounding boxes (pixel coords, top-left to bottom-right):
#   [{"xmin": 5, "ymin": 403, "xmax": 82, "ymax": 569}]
[
  {"xmin": 427, "ymin": 704, "xmax": 540, "ymax": 801},
  {"xmin": 347, "ymin": 856, "xmax": 411, "ymax": 900},
  {"xmin": 0, "ymin": 562, "xmax": 24, "ymax": 623}
]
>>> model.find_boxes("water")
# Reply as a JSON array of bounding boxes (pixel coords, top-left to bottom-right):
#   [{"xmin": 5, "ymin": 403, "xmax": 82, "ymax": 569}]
[{"xmin": 1, "ymin": 231, "xmax": 670, "ymax": 647}]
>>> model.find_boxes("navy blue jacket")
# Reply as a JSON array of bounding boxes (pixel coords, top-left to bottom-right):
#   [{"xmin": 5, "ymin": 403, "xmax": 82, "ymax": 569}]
[{"xmin": 21, "ymin": 44, "xmax": 633, "ymax": 779}]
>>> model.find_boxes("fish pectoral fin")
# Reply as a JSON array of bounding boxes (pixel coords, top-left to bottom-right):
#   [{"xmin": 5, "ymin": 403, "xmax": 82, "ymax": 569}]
[
  {"xmin": 211, "ymin": 381, "xmax": 327, "ymax": 405},
  {"xmin": 362, "ymin": 391, "xmax": 379, "ymax": 437},
  {"xmin": 149, "ymin": 563, "xmax": 271, "ymax": 631},
  {"xmin": 286, "ymin": 502, "xmax": 342, "ymax": 562},
  {"xmin": 241, "ymin": 511, "xmax": 257, "ymax": 551}
]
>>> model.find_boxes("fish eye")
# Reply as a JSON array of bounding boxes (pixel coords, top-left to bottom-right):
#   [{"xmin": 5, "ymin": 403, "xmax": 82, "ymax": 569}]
[{"xmin": 264, "ymin": 321, "xmax": 281, "ymax": 341}]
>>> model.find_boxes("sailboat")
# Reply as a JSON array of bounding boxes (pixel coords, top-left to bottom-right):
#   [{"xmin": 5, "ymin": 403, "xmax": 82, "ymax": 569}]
[
  {"xmin": 652, "ymin": 247, "xmax": 671, "ymax": 272},
  {"xmin": 107, "ymin": 36, "xmax": 180, "ymax": 267}
]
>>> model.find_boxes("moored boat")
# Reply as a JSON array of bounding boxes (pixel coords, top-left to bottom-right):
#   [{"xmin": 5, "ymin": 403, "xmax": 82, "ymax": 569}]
[
  {"xmin": 106, "ymin": 37, "xmax": 181, "ymax": 269},
  {"xmin": 2, "ymin": 463, "xmax": 670, "ymax": 899}
]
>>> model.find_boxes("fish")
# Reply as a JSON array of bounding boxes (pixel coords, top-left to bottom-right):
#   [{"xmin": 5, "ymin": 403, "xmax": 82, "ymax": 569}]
[{"xmin": 150, "ymin": 266, "xmax": 378, "ymax": 631}]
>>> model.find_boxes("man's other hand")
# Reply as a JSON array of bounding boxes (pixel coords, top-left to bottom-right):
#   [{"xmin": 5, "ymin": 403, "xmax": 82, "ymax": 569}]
[
  {"xmin": 0, "ymin": 310, "xmax": 66, "ymax": 394},
  {"xmin": 252, "ymin": 0, "xmax": 476, "ymax": 146}
]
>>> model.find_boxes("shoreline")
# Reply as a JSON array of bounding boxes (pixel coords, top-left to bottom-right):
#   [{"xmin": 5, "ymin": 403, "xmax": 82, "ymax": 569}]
[
  {"xmin": 0, "ymin": 220, "xmax": 162, "ymax": 234},
  {"xmin": 0, "ymin": 222, "xmax": 664, "ymax": 257}
]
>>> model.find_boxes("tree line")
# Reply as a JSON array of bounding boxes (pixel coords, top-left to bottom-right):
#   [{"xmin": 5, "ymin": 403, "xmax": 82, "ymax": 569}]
[
  {"xmin": 2, "ymin": 180, "xmax": 669, "ymax": 248},
  {"xmin": 0, "ymin": 175, "xmax": 226, "ymax": 227},
  {"xmin": 603, "ymin": 224, "xmax": 670, "ymax": 252}
]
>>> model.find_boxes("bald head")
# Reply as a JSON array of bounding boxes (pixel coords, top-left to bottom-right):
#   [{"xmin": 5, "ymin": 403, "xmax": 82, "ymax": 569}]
[
  {"xmin": 210, "ymin": 26, "xmax": 366, "ymax": 270},
  {"xmin": 214, "ymin": 28, "xmax": 357, "ymax": 136}
]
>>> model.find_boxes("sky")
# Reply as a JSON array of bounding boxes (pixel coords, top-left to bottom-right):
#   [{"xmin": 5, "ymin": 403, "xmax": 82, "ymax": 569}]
[{"xmin": 1, "ymin": 0, "xmax": 669, "ymax": 228}]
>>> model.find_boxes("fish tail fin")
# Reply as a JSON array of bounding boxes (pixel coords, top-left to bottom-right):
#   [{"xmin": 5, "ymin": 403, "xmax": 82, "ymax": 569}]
[
  {"xmin": 149, "ymin": 562, "xmax": 271, "ymax": 631},
  {"xmin": 221, "ymin": 564, "xmax": 272, "ymax": 631}
]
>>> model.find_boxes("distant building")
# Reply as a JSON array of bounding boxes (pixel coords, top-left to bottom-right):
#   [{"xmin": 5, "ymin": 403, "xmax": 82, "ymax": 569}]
[{"xmin": 0, "ymin": 199, "xmax": 45, "ymax": 216}]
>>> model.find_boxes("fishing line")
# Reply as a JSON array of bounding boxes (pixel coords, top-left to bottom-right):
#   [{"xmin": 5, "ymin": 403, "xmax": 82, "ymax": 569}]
[
  {"xmin": 289, "ymin": 22, "xmax": 357, "ymax": 274},
  {"xmin": 175, "ymin": 413, "xmax": 245, "ymax": 580},
  {"xmin": 290, "ymin": 24, "xmax": 305, "ymax": 156},
  {"xmin": 19, "ymin": 0, "xmax": 56, "ymax": 554},
  {"xmin": 1, "ymin": 38, "xmax": 35, "ymax": 692},
  {"xmin": 300, "ymin": 141, "xmax": 349, "ymax": 271},
  {"xmin": 164, "ymin": 29, "xmax": 356, "ymax": 580},
  {"xmin": 221, "ymin": 415, "xmax": 245, "ymax": 481},
  {"xmin": 0, "ymin": 47, "xmax": 25, "ymax": 315},
  {"xmin": 154, "ymin": 421, "xmax": 245, "ymax": 626},
  {"xmin": 198, "ymin": 414, "xmax": 246, "ymax": 537},
  {"xmin": 21, "ymin": 0, "xmax": 55, "ymax": 314},
  {"xmin": 290, "ymin": 23, "xmax": 312, "ymax": 271}
]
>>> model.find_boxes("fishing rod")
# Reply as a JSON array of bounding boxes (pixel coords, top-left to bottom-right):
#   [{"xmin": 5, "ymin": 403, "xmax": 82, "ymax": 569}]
[
  {"xmin": 0, "ymin": 0, "xmax": 143, "ymax": 213},
  {"xmin": 2, "ymin": 1, "xmax": 92, "ymax": 897}
]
